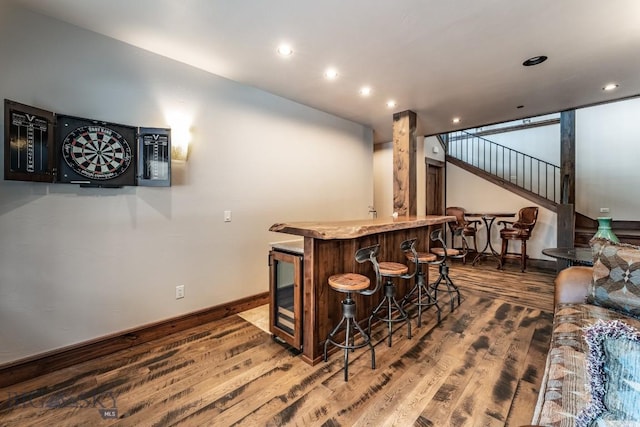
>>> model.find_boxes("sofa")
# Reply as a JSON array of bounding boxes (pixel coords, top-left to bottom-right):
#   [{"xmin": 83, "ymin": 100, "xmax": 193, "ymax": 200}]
[{"xmin": 530, "ymin": 238, "xmax": 640, "ymax": 427}]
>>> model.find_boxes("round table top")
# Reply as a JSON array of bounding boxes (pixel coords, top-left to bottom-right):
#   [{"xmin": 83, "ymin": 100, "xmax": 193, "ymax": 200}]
[
  {"xmin": 542, "ymin": 247, "xmax": 593, "ymax": 265},
  {"xmin": 466, "ymin": 212, "xmax": 516, "ymax": 218}
]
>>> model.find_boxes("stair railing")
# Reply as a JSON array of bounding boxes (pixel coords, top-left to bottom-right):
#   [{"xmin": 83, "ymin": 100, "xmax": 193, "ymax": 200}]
[{"xmin": 446, "ymin": 130, "xmax": 561, "ymax": 204}]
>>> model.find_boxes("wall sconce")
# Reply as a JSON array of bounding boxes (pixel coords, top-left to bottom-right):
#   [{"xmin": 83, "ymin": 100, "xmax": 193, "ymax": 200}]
[
  {"xmin": 171, "ymin": 137, "xmax": 190, "ymax": 161},
  {"xmin": 167, "ymin": 111, "xmax": 191, "ymax": 161}
]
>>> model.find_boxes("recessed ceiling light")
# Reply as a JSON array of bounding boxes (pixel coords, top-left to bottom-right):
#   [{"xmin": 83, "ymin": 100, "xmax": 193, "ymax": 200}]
[
  {"xmin": 522, "ymin": 55, "xmax": 548, "ymax": 66},
  {"xmin": 359, "ymin": 86, "xmax": 372, "ymax": 96},
  {"xmin": 452, "ymin": 117, "xmax": 461, "ymax": 124},
  {"xmin": 603, "ymin": 83, "xmax": 619, "ymax": 91},
  {"xmin": 277, "ymin": 44, "xmax": 293, "ymax": 57},
  {"xmin": 386, "ymin": 100, "xmax": 397, "ymax": 108},
  {"xmin": 324, "ymin": 68, "xmax": 338, "ymax": 80}
]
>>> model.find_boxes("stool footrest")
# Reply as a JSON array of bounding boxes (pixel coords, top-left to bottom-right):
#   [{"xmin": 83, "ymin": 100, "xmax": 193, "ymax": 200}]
[
  {"xmin": 403, "ymin": 271, "xmax": 442, "ymax": 327},
  {"xmin": 368, "ymin": 285, "xmax": 411, "ymax": 347},
  {"xmin": 323, "ymin": 313, "xmax": 375, "ymax": 381}
]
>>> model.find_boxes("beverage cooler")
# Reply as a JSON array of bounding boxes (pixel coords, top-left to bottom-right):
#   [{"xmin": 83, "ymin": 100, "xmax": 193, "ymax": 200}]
[{"xmin": 268, "ymin": 240, "xmax": 304, "ymax": 350}]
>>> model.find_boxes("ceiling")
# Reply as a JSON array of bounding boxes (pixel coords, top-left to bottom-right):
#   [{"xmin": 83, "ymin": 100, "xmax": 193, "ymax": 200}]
[{"xmin": 12, "ymin": 0, "xmax": 640, "ymax": 143}]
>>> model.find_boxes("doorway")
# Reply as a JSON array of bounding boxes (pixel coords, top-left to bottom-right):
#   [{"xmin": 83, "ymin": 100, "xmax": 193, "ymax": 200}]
[{"xmin": 426, "ymin": 159, "xmax": 444, "ymax": 215}]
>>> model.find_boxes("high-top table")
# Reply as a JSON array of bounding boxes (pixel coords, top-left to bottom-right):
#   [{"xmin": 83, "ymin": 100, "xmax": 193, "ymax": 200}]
[
  {"xmin": 465, "ymin": 212, "xmax": 516, "ymax": 268},
  {"xmin": 269, "ymin": 215, "xmax": 455, "ymax": 365}
]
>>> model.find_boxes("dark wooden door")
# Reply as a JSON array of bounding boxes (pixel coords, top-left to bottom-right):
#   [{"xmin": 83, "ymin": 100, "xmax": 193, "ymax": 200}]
[{"xmin": 426, "ymin": 159, "xmax": 444, "ymax": 215}]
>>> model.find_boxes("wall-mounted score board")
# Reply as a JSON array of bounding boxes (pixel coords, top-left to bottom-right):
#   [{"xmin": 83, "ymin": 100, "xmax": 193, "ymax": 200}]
[
  {"xmin": 4, "ymin": 100, "xmax": 55, "ymax": 182},
  {"xmin": 138, "ymin": 127, "xmax": 171, "ymax": 187},
  {"xmin": 3, "ymin": 99, "xmax": 171, "ymax": 187}
]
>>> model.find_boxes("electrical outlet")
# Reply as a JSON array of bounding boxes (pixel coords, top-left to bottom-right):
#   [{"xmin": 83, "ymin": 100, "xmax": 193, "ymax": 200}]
[
  {"xmin": 176, "ymin": 285, "xmax": 185, "ymax": 299},
  {"xmin": 224, "ymin": 210, "xmax": 232, "ymax": 222},
  {"xmin": 600, "ymin": 207, "xmax": 610, "ymax": 213}
]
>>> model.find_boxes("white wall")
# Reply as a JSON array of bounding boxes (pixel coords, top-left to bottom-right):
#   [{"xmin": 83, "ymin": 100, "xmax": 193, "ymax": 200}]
[
  {"xmin": 576, "ymin": 98, "xmax": 640, "ymax": 220},
  {"xmin": 373, "ymin": 142, "xmax": 393, "ymax": 218},
  {"xmin": 424, "ymin": 136, "xmax": 446, "ymax": 163},
  {"xmin": 484, "ymin": 124, "xmax": 560, "ymax": 166},
  {"xmin": 373, "ymin": 136, "xmax": 435, "ymax": 218},
  {"xmin": 0, "ymin": 3, "xmax": 374, "ymax": 364},
  {"xmin": 446, "ymin": 163, "xmax": 556, "ymax": 259},
  {"xmin": 462, "ymin": 99, "xmax": 640, "ymax": 221}
]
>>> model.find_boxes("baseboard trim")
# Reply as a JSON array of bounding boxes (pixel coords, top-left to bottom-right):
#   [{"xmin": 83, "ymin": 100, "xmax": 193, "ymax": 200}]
[
  {"xmin": 0, "ymin": 292, "xmax": 269, "ymax": 389},
  {"xmin": 500, "ymin": 257, "xmax": 556, "ymax": 271}
]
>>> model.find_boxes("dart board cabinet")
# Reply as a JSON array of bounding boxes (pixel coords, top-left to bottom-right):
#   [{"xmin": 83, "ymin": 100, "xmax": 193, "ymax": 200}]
[{"xmin": 4, "ymin": 99, "xmax": 171, "ymax": 187}]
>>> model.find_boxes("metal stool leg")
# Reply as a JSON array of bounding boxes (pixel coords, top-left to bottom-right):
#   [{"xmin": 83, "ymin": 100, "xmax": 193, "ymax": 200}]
[
  {"xmin": 323, "ymin": 292, "xmax": 375, "ymax": 381},
  {"xmin": 352, "ymin": 315, "xmax": 376, "ymax": 370},
  {"xmin": 368, "ymin": 278, "xmax": 411, "ymax": 347},
  {"xmin": 431, "ymin": 263, "xmax": 461, "ymax": 311},
  {"xmin": 403, "ymin": 265, "xmax": 441, "ymax": 327}
]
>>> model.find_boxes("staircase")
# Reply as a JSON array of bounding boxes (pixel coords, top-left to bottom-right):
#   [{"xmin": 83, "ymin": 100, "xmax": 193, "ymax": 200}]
[
  {"xmin": 443, "ymin": 130, "xmax": 640, "ymax": 246},
  {"xmin": 444, "ymin": 130, "xmax": 560, "ymax": 212}
]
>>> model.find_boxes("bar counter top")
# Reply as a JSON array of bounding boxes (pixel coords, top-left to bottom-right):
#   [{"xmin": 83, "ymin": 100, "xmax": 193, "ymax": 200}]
[{"xmin": 269, "ymin": 215, "xmax": 455, "ymax": 240}]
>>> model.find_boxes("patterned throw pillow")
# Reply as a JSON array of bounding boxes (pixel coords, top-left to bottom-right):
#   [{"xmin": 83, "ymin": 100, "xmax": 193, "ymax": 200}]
[
  {"xmin": 576, "ymin": 320, "xmax": 640, "ymax": 427},
  {"xmin": 588, "ymin": 238, "xmax": 640, "ymax": 319}
]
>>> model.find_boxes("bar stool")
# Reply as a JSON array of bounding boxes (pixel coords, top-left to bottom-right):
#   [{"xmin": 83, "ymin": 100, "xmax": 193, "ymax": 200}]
[
  {"xmin": 498, "ymin": 206, "xmax": 539, "ymax": 272},
  {"xmin": 403, "ymin": 231, "xmax": 443, "ymax": 327},
  {"xmin": 323, "ymin": 244, "xmax": 381, "ymax": 382},
  {"xmin": 367, "ymin": 238, "xmax": 417, "ymax": 347},
  {"xmin": 430, "ymin": 228, "xmax": 469, "ymax": 312}
]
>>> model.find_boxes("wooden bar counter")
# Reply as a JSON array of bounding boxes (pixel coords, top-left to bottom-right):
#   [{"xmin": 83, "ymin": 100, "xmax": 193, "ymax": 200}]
[{"xmin": 269, "ymin": 215, "xmax": 454, "ymax": 365}]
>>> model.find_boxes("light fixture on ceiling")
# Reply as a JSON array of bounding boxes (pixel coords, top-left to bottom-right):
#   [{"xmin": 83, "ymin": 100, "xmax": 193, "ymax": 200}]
[
  {"xmin": 324, "ymin": 68, "xmax": 338, "ymax": 80},
  {"xmin": 359, "ymin": 86, "xmax": 372, "ymax": 96},
  {"xmin": 277, "ymin": 44, "xmax": 293, "ymax": 57},
  {"xmin": 386, "ymin": 100, "xmax": 397, "ymax": 108},
  {"xmin": 603, "ymin": 83, "xmax": 619, "ymax": 91},
  {"xmin": 452, "ymin": 117, "xmax": 461, "ymax": 124},
  {"xmin": 522, "ymin": 55, "xmax": 548, "ymax": 66}
]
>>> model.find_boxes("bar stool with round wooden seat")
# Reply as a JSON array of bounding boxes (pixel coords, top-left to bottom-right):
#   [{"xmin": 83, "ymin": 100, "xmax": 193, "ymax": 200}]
[
  {"xmin": 429, "ymin": 228, "xmax": 469, "ymax": 312},
  {"xmin": 367, "ymin": 238, "xmax": 417, "ymax": 347},
  {"xmin": 402, "ymin": 232, "xmax": 443, "ymax": 327},
  {"xmin": 323, "ymin": 244, "xmax": 381, "ymax": 382}
]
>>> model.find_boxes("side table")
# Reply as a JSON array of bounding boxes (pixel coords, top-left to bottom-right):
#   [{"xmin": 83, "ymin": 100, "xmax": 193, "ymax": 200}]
[{"xmin": 542, "ymin": 247, "xmax": 593, "ymax": 266}]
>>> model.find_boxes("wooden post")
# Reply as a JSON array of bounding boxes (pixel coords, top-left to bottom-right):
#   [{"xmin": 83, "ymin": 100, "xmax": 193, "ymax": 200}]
[
  {"xmin": 560, "ymin": 110, "xmax": 576, "ymax": 207},
  {"xmin": 392, "ymin": 110, "xmax": 417, "ymax": 216},
  {"xmin": 557, "ymin": 110, "xmax": 576, "ymax": 271}
]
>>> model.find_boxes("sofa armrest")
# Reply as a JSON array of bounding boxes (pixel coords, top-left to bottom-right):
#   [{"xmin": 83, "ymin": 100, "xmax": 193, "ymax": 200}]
[{"xmin": 554, "ymin": 266, "xmax": 593, "ymax": 305}]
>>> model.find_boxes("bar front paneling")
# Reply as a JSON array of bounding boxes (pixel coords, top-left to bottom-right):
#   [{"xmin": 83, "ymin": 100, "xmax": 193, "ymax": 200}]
[{"xmin": 270, "ymin": 215, "xmax": 454, "ymax": 364}]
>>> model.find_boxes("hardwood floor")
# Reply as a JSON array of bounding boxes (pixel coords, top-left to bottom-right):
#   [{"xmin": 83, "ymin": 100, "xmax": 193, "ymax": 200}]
[{"xmin": 0, "ymin": 262, "xmax": 555, "ymax": 426}]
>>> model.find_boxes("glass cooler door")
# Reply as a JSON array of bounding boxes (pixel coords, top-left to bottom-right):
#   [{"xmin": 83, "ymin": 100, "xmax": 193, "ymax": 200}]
[{"xmin": 269, "ymin": 249, "xmax": 303, "ymax": 350}]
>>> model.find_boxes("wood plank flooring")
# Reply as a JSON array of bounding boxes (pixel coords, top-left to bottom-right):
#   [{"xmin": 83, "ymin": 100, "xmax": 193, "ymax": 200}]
[{"xmin": 0, "ymin": 262, "xmax": 555, "ymax": 426}]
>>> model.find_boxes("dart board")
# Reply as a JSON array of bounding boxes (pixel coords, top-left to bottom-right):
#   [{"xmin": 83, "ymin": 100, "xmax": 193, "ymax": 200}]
[
  {"xmin": 57, "ymin": 115, "xmax": 137, "ymax": 186},
  {"xmin": 62, "ymin": 125, "xmax": 132, "ymax": 180}
]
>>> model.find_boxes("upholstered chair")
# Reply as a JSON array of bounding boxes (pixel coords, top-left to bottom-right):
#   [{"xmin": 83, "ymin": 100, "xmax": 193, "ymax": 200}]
[
  {"xmin": 445, "ymin": 206, "xmax": 480, "ymax": 263},
  {"xmin": 498, "ymin": 206, "xmax": 539, "ymax": 272}
]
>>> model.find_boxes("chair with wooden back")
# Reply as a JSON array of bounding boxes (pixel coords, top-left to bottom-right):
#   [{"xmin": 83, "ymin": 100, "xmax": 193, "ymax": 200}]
[
  {"xmin": 445, "ymin": 206, "xmax": 480, "ymax": 262},
  {"xmin": 498, "ymin": 206, "xmax": 539, "ymax": 272}
]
